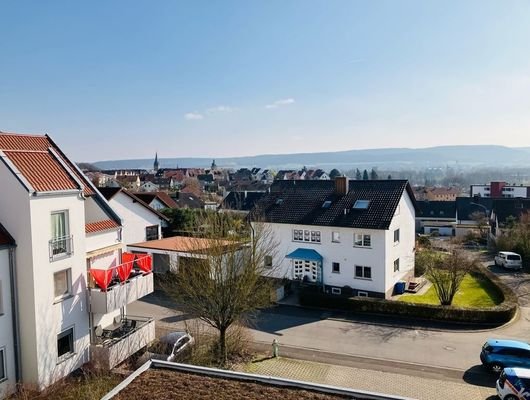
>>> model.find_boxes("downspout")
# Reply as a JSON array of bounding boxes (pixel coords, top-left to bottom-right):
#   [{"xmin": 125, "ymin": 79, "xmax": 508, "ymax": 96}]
[{"xmin": 8, "ymin": 246, "xmax": 22, "ymax": 382}]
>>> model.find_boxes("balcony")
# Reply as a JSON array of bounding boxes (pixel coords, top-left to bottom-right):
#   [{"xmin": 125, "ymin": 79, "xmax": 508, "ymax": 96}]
[
  {"xmin": 90, "ymin": 272, "xmax": 154, "ymax": 314},
  {"xmin": 89, "ymin": 253, "xmax": 154, "ymax": 314},
  {"xmin": 91, "ymin": 316, "xmax": 155, "ymax": 370},
  {"xmin": 49, "ymin": 235, "xmax": 74, "ymax": 261}
]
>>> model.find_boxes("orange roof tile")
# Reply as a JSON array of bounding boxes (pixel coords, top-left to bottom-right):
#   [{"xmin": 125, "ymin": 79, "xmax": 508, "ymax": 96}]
[
  {"xmin": 0, "ymin": 132, "xmax": 95, "ymax": 195},
  {"xmin": 85, "ymin": 219, "xmax": 120, "ymax": 234},
  {"xmin": 4, "ymin": 150, "xmax": 79, "ymax": 192}
]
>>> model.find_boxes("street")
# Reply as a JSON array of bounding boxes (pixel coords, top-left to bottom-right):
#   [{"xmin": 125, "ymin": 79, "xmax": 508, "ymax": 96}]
[{"xmin": 127, "ymin": 258, "xmax": 530, "ymax": 399}]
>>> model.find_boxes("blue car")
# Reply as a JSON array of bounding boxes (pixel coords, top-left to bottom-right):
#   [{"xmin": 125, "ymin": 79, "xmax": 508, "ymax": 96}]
[{"xmin": 481, "ymin": 339, "xmax": 530, "ymax": 373}]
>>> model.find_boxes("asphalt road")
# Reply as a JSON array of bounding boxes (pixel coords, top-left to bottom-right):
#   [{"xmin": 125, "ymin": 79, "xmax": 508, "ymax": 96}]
[{"xmin": 127, "ymin": 255, "xmax": 530, "ymax": 393}]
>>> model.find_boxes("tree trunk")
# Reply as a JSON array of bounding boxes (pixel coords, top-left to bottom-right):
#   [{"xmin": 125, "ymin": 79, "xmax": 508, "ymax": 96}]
[{"xmin": 219, "ymin": 326, "xmax": 227, "ymax": 366}]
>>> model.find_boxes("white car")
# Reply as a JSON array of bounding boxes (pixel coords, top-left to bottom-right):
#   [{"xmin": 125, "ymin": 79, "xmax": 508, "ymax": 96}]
[
  {"xmin": 497, "ymin": 367, "xmax": 530, "ymax": 400},
  {"xmin": 159, "ymin": 331, "xmax": 195, "ymax": 362},
  {"xmin": 495, "ymin": 251, "xmax": 523, "ymax": 270}
]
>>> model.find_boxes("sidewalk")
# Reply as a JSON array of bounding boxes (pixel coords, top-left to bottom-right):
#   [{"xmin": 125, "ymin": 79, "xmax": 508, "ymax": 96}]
[{"xmin": 238, "ymin": 357, "xmax": 496, "ymax": 400}]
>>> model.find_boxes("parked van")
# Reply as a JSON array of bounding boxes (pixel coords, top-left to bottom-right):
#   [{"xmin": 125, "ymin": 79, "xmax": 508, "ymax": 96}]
[
  {"xmin": 497, "ymin": 367, "xmax": 530, "ymax": 399},
  {"xmin": 495, "ymin": 251, "xmax": 523, "ymax": 270}
]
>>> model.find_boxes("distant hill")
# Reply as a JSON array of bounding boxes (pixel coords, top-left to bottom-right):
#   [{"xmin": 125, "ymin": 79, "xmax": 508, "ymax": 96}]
[{"xmin": 92, "ymin": 145, "xmax": 530, "ymax": 171}]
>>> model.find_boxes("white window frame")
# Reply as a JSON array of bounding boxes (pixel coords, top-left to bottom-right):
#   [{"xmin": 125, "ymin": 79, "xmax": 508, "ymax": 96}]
[
  {"xmin": 354, "ymin": 233, "xmax": 371, "ymax": 248},
  {"xmin": 0, "ymin": 346, "xmax": 6, "ymax": 383},
  {"xmin": 57, "ymin": 326, "xmax": 75, "ymax": 363},
  {"xmin": 394, "ymin": 258, "xmax": 400, "ymax": 272},
  {"xmin": 145, "ymin": 225, "xmax": 159, "ymax": 241},
  {"xmin": 332, "ymin": 231, "xmax": 340, "ymax": 243},
  {"xmin": 394, "ymin": 228, "xmax": 400, "ymax": 244},
  {"xmin": 53, "ymin": 269, "xmax": 72, "ymax": 303},
  {"xmin": 357, "ymin": 291, "xmax": 368, "ymax": 297},
  {"xmin": 355, "ymin": 265, "xmax": 372, "ymax": 280},
  {"xmin": 50, "ymin": 210, "xmax": 72, "ymax": 260},
  {"xmin": 331, "ymin": 287, "xmax": 342, "ymax": 295},
  {"xmin": 293, "ymin": 229, "xmax": 321, "ymax": 243}
]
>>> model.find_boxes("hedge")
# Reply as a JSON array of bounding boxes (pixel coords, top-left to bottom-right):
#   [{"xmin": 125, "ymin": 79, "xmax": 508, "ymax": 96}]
[{"xmin": 299, "ymin": 270, "xmax": 517, "ymax": 325}]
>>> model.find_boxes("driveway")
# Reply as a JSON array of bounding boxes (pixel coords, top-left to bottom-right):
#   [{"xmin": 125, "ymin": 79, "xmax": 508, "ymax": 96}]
[{"xmin": 486, "ymin": 261, "xmax": 530, "ymax": 307}]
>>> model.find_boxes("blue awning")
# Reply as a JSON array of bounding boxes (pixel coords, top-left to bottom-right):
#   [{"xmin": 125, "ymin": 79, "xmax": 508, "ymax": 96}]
[{"xmin": 286, "ymin": 248, "xmax": 322, "ymax": 262}]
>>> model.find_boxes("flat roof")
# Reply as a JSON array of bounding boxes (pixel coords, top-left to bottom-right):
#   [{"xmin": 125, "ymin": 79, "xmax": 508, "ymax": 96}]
[
  {"xmin": 128, "ymin": 236, "xmax": 236, "ymax": 253},
  {"xmin": 103, "ymin": 360, "xmax": 410, "ymax": 400}
]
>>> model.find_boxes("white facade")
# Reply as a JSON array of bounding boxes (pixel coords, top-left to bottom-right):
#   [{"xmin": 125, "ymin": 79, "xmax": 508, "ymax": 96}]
[
  {"xmin": 471, "ymin": 184, "xmax": 529, "ymax": 198},
  {"xmin": 260, "ymin": 192, "xmax": 416, "ymax": 299},
  {"xmin": 139, "ymin": 181, "xmax": 159, "ymax": 192},
  {"xmin": 0, "ymin": 246, "xmax": 16, "ymax": 398},
  {"xmin": 0, "ymin": 133, "xmax": 156, "ymax": 391},
  {"xmin": 104, "ymin": 191, "xmax": 164, "ymax": 245}
]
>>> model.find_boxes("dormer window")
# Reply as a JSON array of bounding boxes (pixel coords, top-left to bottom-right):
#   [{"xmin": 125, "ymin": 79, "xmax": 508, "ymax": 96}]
[{"xmin": 353, "ymin": 200, "xmax": 370, "ymax": 210}]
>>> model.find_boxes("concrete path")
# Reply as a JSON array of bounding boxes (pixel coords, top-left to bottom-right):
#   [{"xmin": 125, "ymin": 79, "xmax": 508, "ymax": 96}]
[{"xmin": 238, "ymin": 356, "xmax": 496, "ymax": 400}]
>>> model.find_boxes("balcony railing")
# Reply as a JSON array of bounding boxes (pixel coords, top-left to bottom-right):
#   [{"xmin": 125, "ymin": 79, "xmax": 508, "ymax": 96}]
[
  {"xmin": 89, "ymin": 253, "xmax": 154, "ymax": 314},
  {"xmin": 90, "ymin": 316, "xmax": 155, "ymax": 369},
  {"xmin": 89, "ymin": 272, "xmax": 154, "ymax": 314},
  {"xmin": 49, "ymin": 235, "xmax": 74, "ymax": 261}
]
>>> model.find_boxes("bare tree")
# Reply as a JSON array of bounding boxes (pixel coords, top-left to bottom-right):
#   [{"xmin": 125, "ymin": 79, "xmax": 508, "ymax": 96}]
[
  {"xmin": 425, "ymin": 249, "xmax": 478, "ymax": 306},
  {"xmin": 470, "ymin": 211, "xmax": 489, "ymax": 243},
  {"xmin": 161, "ymin": 212, "xmax": 278, "ymax": 365}
]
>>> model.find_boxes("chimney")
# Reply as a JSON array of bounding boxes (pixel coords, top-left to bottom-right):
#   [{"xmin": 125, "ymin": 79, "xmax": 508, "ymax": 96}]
[{"xmin": 335, "ymin": 176, "xmax": 349, "ymax": 196}]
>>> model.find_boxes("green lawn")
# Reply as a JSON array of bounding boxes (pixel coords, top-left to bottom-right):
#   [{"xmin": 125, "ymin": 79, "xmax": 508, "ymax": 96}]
[{"xmin": 400, "ymin": 273, "xmax": 503, "ymax": 307}]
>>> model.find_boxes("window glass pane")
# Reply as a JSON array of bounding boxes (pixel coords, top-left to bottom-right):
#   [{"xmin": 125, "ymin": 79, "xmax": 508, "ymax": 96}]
[
  {"xmin": 364, "ymin": 267, "xmax": 371, "ymax": 279},
  {"xmin": 354, "ymin": 234, "xmax": 363, "ymax": 246},
  {"xmin": 332, "ymin": 232, "xmax": 340, "ymax": 242},
  {"xmin": 332, "ymin": 262, "xmax": 340, "ymax": 273},
  {"xmin": 363, "ymin": 235, "xmax": 371, "ymax": 247},
  {"xmin": 355, "ymin": 266, "xmax": 363, "ymax": 277},
  {"xmin": 57, "ymin": 329, "xmax": 73, "ymax": 358},
  {"xmin": 51, "ymin": 212, "xmax": 67, "ymax": 239},
  {"xmin": 54, "ymin": 270, "xmax": 69, "ymax": 298}
]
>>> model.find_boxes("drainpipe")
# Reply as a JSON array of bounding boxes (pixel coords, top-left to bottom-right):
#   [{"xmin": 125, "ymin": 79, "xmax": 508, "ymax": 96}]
[{"xmin": 9, "ymin": 246, "xmax": 22, "ymax": 382}]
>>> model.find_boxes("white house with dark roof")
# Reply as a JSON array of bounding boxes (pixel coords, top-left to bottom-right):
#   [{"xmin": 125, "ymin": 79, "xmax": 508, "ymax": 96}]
[
  {"xmin": 0, "ymin": 132, "xmax": 155, "ymax": 390},
  {"xmin": 251, "ymin": 177, "xmax": 417, "ymax": 299}
]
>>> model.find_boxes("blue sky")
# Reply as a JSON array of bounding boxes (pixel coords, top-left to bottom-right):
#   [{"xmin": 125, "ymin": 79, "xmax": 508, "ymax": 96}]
[{"xmin": 1, "ymin": 1, "xmax": 530, "ymax": 162}]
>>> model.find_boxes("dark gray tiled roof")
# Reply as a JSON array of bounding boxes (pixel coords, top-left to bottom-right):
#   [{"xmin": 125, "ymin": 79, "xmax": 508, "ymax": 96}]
[
  {"xmin": 455, "ymin": 197, "xmax": 493, "ymax": 220},
  {"xmin": 416, "ymin": 201, "xmax": 456, "ymax": 219},
  {"xmin": 252, "ymin": 180, "xmax": 415, "ymax": 230},
  {"xmin": 221, "ymin": 191, "xmax": 266, "ymax": 211},
  {"xmin": 492, "ymin": 198, "xmax": 530, "ymax": 224}
]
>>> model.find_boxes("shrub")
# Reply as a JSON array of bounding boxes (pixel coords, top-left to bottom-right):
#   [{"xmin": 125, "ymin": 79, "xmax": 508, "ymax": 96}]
[{"xmin": 299, "ymin": 271, "xmax": 516, "ymax": 325}]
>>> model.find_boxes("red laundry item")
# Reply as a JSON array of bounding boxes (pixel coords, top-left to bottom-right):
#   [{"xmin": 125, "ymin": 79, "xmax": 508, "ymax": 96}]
[
  {"xmin": 137, "ymin": 254, "xmax": 152, "ymax": 273},
  {"xmin": 118, "ymin": 252, "xmax": 136, "ymax": 282},
  {"xmin": 90, "ymin": 268, "xmax": 114, "ymax": 291}
]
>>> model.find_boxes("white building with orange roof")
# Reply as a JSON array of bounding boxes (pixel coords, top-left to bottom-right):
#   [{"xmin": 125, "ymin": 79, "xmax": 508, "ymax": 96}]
[{"xmin": 0, "ymin": 131, "xmax": 155, "ymax": 390}]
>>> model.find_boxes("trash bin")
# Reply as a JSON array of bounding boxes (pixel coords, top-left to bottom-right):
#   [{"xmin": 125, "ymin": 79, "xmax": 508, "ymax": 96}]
[{"xmin": 394, "ymin": 281, "xmax": 406, "ymax": 295}]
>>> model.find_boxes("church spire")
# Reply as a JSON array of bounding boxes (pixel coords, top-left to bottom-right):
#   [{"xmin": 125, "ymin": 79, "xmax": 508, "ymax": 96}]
[{"xmin": 154, "ymin": 152, "xmax": 159, "ymax": 171}]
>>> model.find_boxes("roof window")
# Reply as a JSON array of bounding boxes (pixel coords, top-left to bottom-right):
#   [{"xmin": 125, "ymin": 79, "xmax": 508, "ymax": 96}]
[
  {"xmin": 353, "ymin": 200, "xmax": 370, "ymax": 210},
  {"xmin": 275, "ymin": 198, "xmax": 284, "ymax": 205},
  {"xmin": 322, "ymin": 201, "xmax": 332, "ymax": 209}
]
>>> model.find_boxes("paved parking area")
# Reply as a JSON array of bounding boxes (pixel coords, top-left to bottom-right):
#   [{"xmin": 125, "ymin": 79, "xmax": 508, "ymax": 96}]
[
  {"xmin": 486, "ymin": 263, "xmax": 530, "ymax": 306},
  {"xmin": 241, "ymin": 357, "xmax": 497, "ymax": 400}
]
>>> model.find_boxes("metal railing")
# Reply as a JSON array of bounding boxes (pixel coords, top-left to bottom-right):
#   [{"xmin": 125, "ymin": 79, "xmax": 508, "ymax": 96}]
[{"xmin": 49, "ymin": 235, "xmax": 74, "ymax": 260}]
